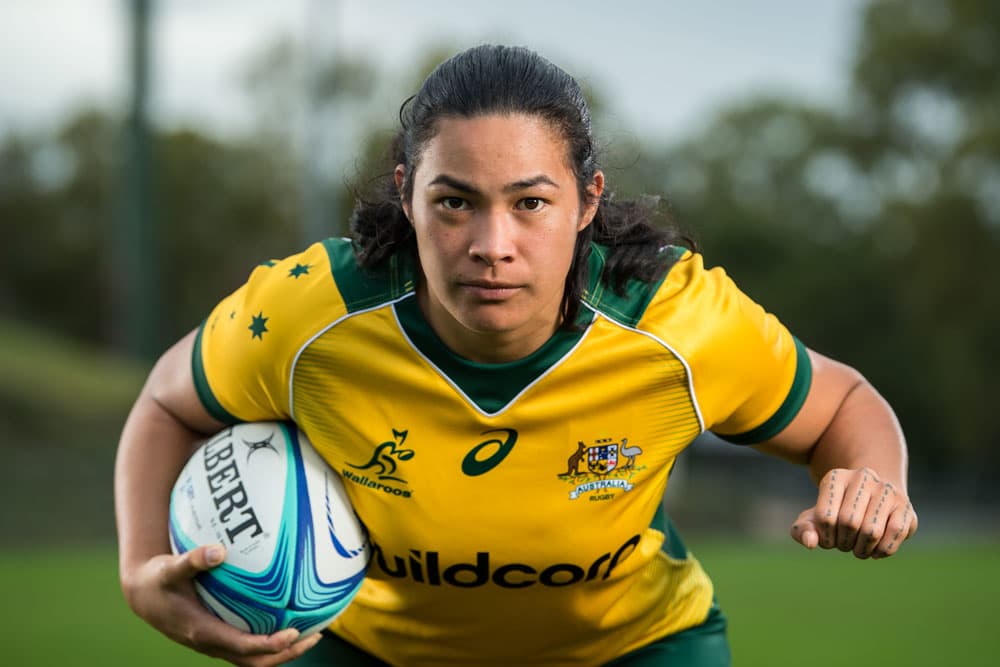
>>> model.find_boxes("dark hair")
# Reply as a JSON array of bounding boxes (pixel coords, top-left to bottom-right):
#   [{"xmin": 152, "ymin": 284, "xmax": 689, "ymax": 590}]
[{"xmin": 350, "ymin": 44, "xmax": 694, "ymax": 326}]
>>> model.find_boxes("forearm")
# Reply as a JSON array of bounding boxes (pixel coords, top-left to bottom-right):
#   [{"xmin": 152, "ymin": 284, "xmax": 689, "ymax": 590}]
[
  {"xmin": 112, "ymin": 332, "xmax": 312, "ymax": 663},
  {"xmin": 115, "ymin": 329, "xmax": 223, "ymax": 586},
  {"xmin": 114, "ymin": 388, "xmax": 204, "ymax": 586},
  {"xmin": 804, "ymin": 379, "xmax": 908, "ymax": 491}
]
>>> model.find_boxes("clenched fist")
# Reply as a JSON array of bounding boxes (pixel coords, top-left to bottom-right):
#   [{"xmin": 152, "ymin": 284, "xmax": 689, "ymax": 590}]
[{"xmin": 791, "ymin": 467, "xmax": 918, "ymax": 559}]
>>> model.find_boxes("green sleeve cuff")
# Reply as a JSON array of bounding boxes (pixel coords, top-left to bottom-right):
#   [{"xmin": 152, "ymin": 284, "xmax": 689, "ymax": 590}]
[
  {"xmin": 717, "ymin": 336, "xmax": 812, "ymax": 445},
  {"xmin": 191, "ymin": 321, "xmax": 240, "ymax": 425}
]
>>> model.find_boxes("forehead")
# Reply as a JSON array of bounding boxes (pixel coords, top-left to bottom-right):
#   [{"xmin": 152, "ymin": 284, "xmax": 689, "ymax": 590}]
[{"xmin": 414, "ymin": 113, "xmax": 574, "ymax": 186}]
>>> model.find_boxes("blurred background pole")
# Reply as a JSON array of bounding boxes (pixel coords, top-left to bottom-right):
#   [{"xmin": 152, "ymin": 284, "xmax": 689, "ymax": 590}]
[
  {"xmin": 116, "ymin": 0, "xmax": 160, "ymax": 359},
  {"xmin": 300, "ymin": 0, "xmax": 340, "ymax": 244}
]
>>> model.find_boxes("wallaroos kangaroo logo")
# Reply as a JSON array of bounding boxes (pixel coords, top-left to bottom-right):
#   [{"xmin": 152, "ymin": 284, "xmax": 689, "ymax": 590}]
[
  {"xmin": 558, "ymin": 437, "xmax": 645, "ymax": 501},
  {"xmin": 343, "ymin": 429, "xmax": 415, "ymax": 498}
]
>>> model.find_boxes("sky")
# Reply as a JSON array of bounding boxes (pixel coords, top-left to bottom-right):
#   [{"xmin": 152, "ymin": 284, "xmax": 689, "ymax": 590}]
[{"xmin": 0, "ymin": 0, "xmax": 868, "ymax": 145}]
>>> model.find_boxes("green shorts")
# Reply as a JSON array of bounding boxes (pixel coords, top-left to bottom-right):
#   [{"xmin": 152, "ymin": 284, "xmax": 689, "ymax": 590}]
[{"xmin": 291, "ymin": 604, "xmax": 730, "ymax": 667}]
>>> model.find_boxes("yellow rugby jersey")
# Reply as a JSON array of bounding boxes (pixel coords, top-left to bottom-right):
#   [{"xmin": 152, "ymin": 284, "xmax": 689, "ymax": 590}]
[{"xmin": 193, "ymin": 238, "xmax": 811, "ymax": 666}]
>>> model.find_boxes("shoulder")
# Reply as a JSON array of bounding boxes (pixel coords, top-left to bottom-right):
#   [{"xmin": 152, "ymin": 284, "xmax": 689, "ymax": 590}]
[
  {"xmin": 233, "ymin": 238, "xmax": 417, "ymax": 324},
  {"xmin": 233, "ymin": 240, "xmax": 346, "ymax": 329},
  {"xmin": 584, "ymin": 246, "xmax": 761, "ymax": 356},
  {"xmin": 640, "ymin": 250, "xmax": 759, "ymax": 334},
  {"xmin": 321, "ymin": 237, "xmax": 417, "ymax": 313},
  {"xmin": 193, "ymin": 238, "xmax": 417, "ymax": 422},
  {"xmin": 638, "ymin": 252, "xmax": 808, "ymax": 439},
  {"xmin": 582, "ymin": 243, "xmax": 687, "ymax": 327},
  {"xmin": 208, "ymin": 237, "xmax": 418, "ymax": 348},
  {"xmin": 653, "ymin": 251, "xmax": 723, "ymax": 306}
]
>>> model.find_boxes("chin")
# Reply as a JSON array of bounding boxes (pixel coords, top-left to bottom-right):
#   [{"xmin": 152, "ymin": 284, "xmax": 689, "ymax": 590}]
[
  {"xmin": 461, "ymin": 314, "xmax": 521, "ymax": 335},
  {"xmin": 456, "ymin": 305, "xmax": 526, "ymax": 334}
]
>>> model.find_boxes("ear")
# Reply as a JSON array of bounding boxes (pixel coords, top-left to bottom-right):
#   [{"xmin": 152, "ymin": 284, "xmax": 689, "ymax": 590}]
[
  {"xmin": 394, "ymin": 164, "xmax": 412, "ymax": 222},
  {"xmin": 577, "ymin": 170, "xmax": 605, "ymax": 232}
]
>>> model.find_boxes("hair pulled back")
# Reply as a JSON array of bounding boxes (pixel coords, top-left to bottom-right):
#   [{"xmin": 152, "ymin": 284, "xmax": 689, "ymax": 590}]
[{"xmin": 351, "ymin": 44, "xmax": 694, "ymax": 326}]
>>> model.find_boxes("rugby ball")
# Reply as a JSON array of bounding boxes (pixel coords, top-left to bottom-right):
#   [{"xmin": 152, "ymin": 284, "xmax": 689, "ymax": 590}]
[{"xmin": 169, "ymin": 421, "xmax": 369, "ymax": 637}]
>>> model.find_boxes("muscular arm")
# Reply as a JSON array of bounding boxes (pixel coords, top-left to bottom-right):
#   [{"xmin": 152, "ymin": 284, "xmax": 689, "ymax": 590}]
[
  {"xmin": 115, "ymin": 329, "xmax": 221, "ymax": 580},
  {"xmin": 114, "ymin": 330, "xmax": 321, "ymax": 665},
  {"xmin": 752, "ymin": 349, "xmax": 918, "ymax": 558}
]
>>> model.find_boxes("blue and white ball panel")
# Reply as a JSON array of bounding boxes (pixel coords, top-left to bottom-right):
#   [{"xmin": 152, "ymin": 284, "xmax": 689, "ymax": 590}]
[
  {"xmin": 169, "ymin": 421, "xmax": 369, "ymax": 636},
  {"xmin": 295, "ymin": 438, "xmax": 369, "ymax": 634},
  {"xmin": 299, "ymin": 432, "xmax": 369, "ymax": 566},
  {"xmin": 170, "ymin": 422, "xmax": 292, "ymax": 573}
]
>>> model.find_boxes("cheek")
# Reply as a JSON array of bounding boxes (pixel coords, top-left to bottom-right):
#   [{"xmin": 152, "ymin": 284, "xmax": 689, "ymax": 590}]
[
  {"xmin": 414, "ymin": 229, "xmax": 440, "ymax": 270},
  {"xmin": 416, "ymin": 222, "xmax": 454, "ymax": 257},
  {"xmin": 532, "ymin": 226, "xmax": 579, "ymax": 288},
  {"xmin": 413, "ymin": 222, "xmax": 463, "ymax": 285}
]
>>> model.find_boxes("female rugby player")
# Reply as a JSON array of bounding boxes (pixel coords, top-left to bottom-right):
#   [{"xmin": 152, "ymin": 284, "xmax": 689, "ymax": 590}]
[{"xmin": 115, "ymin": 45, "xmax": 917, "ymax": 667}]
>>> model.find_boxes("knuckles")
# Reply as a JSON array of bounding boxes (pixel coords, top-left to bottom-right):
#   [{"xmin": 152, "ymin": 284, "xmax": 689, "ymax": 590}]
[
  {"xmin": 809, "ymin": 469, "xmax": 917, "ymax": 560},
  {"xmin": 872, "ymin": 543, "xmax": 896, "ymax": 559},
  {"xmin": 821, "ymin": 467, "xmax": 850, "ymax": 485},
  {"xmin": 860, "ymin": 466, "xmax": 879, "ymax": 481},
  {"xmin": 885, "ymin": 517, "xmax": 906, "ymax": 538},
  {"xmin": 858, "ymin": 526, "xmax": 880, "ymax": 543},
  {"xmin": 837, "ymin": 509, "xmax": 862, "ymax": 531}
]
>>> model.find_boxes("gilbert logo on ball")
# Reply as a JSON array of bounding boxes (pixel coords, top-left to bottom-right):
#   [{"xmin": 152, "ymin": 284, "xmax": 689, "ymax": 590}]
[{"xmin": 169, "ymin": 421, "xmax": 369, "ymax": 636}]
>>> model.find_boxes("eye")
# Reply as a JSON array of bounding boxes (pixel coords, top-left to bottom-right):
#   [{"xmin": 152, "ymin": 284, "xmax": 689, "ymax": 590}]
[
  {"xmin": 440, "ymin": 197, "xmax": 468, "ymax": 211},
  {"xmin": 516, "ymin": 198, "xmax": 545, "ymax": 211}
]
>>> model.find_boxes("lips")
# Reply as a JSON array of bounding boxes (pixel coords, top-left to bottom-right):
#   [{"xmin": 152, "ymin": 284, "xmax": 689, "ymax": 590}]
[{"xmin": 459, "ymin": 280, "xmax": 523, "ymax": 300}]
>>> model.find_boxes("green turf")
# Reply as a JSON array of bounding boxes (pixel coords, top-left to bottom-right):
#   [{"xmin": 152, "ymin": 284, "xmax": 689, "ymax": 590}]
[
  {"xmin": 4, "ymin": 549, "xmax": 218, "ymax": 666},
  {"xmin": 695, "ymin": 539, "xmax": 1000, "ymax": 666},
  {"xmin": 4, "ymin": 542, "xmax": 997, "ymax": 665}
]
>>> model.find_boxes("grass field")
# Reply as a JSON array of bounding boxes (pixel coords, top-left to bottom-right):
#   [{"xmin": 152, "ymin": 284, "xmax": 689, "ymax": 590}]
[{"xmin": 4, "ymin": 540, "xmax": 997, "ymax": 666}]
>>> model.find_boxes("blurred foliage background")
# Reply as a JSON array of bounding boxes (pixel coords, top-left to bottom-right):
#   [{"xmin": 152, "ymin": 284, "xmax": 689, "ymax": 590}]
[{"xmin": 1, "ymin": 0, "xmax": 997, "ymax": 557}]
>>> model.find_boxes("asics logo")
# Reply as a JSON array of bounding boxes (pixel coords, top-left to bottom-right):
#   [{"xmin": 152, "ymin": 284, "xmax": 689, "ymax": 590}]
[{"xmin": 462, "ymin": 428, "xmax": 518, "ymax": 476}]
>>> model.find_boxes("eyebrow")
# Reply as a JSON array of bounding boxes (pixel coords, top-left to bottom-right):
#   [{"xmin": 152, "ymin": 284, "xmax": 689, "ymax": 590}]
[{"xmin": 426, "ymin": 174, "xmax": 560, "ymax": 194}]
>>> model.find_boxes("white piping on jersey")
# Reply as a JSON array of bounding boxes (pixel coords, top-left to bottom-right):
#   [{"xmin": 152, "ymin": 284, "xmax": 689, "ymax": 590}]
[
  {"xmin": 288, "ymin": 291, "xmax": 415, "ymax": 423},
  {"xmin": 581, "ymin": 302, "xmax": 706, "ymax": 434},
  {"xmin": 392, "ymin": 293, "xmax": 596, "ymax": 418}
]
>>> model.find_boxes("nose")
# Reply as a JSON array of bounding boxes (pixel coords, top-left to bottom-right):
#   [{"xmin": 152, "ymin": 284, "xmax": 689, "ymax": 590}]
[{"xmin": 468, "ymin": 210, "xmax": 515, "ymax": 267}]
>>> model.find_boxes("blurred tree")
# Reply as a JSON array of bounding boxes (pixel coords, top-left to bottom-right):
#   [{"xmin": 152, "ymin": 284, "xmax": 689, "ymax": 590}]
[
  {"xmin": 634, "ymin": 0, "xmax": 999, "ymax": 484},
  {"xmin": 848, "ymin": 0, "xmax": 1000, "ymax": 480},
  {"xmin": 153, "ymin": 127, "xmax": 301, "ymax": 331},
  {"xmin": 241, "ymin": 34, "xmax": 380, "ymax": 238},
  {"xmin": 0, "ymin": 111, "xmax": 114, "ymax": 342},
  {"xmin": 0, "ymin": 110, "xmax": 301, "ymax": 348}
]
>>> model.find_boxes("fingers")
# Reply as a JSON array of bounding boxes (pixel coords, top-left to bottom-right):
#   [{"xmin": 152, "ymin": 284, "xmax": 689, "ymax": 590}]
[
  {"xmin": 208, "ymin": 630, "xmax": 323, "ymax": 667},
  {"xmin": 813, "ymin": 468, "xmax": 848, "ymax": 549},
  {"xmin": 164, "ymin": 544, "xmax": 226, "ymax": 583},
  {"xmin": 794, "ymin": 468, "xmax": 918, "ymax": 560},
  {"xmin": 871, "ymin": 502, "xmax": 917, "ymax": 560},
  {"xmin": 853, "ymin": 479, "xmax": 896, "ymax": 558},
  {"xmin": 262, "ymin": 631, "xmax": 324, "ymax": 666},
  {"xmin": 185, "ymin": 621, "xmax": 323, "ymax": 667},
  {"xmin": 834, "ymin": 469, "xmax": 878, "ymax": 553},
  {"xmin": 790, "ymin": 508, "xmax": 820, "ymax": 549},
  {"xmin": 188, "ymin": 543, "xmax": 227, "ymax": 571},
  {"xmin": 129, "ymin": 548, "xmax": 325, "ymax": 667}
]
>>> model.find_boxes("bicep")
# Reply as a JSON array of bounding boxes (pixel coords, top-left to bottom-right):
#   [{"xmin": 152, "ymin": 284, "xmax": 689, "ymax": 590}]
[
  {"xmin": 752, "ymin": 348, "xmax": 864, "ymax": 465},
  {"xmin": 145, "ymin": 328, "xmax": 225, "ymax": 436}
]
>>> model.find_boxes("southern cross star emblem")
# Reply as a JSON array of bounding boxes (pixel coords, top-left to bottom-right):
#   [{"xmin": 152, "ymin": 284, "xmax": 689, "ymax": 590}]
[
  {"xmin": 288, "ymin": 263, "xmax": 311, "ymax": 278},
  {"xmin": 249, "ymin": 311, "xmax": 269, "ymax": 340}
]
